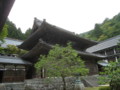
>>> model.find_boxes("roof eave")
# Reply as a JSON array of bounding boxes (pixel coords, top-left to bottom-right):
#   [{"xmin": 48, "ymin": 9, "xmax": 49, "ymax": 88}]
[{"xmin": 0, "ymin": 0, "xmax": 15, "ymax": 31}]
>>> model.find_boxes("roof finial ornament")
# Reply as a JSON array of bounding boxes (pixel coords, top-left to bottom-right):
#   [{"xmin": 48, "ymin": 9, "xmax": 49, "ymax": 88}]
[
  {"xmin": 43, "ymin": 19, "xmax": 46, "ymax": 22},
  {"xmin": 34, "ymin": 17, "xmax": 37, "ymax": 21}
]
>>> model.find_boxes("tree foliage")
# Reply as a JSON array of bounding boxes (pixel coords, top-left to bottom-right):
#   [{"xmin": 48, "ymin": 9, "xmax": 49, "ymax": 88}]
[
  {"xmin": 5, "ymin": 19, "xmax": 32, "ymax": 40},
  {"xmin": 80, "ymin": 13, "xmax": 120, "ymax": 41},
  {"xmin": 24, "ymin": 28, "xmax": 32, "ymax": 39},
  {"xmin": 0, "ymin": 45, "xmax": 27, "ymax": 56},
  {"xmin": 35, "ymin": 43, "xmax": 89, "ymax": 90},
  {"xmin": 99, "ymin": 60, "xmax": 120, "ymax": 90},
  {"xmin": 0, "ymin": 24, "xmax": 8, "ymax": 43}
]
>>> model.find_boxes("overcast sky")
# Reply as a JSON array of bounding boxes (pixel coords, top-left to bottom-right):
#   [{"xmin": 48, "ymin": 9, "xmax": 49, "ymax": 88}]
[{"xmin": 8, "ymin": 0, "xmax": 120, "ymax": 34}]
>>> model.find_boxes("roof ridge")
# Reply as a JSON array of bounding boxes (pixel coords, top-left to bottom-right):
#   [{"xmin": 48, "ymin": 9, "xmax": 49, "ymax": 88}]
[{"xmin": 45, "ymin": 20, "xmax": 98, "ymax": 44}]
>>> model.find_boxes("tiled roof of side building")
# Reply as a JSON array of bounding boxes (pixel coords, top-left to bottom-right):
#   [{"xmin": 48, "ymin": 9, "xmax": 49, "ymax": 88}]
[
  {"xmin": 86, "ymin": 35, "xmax": 120, "ymax": 53},
  {"xmin": 77, "ymin": 50, "xmax": 106, "ymax": 59},
  {"xmin": 0, "ymin": 37, "xmax": 23, "ymax": 48},
  {"xmin": 0, "ymin": 55, "xmax": 32, "ymax": 65}
]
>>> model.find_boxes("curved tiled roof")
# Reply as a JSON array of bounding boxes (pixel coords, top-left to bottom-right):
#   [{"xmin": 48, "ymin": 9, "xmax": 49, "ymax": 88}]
[
  {"xmin": 21, "ymin": 39, "xmax": 106, "ymax": 63},
  {"xmin": 19, "ymin": 18, "xmax": 97, "ymax": 51}
]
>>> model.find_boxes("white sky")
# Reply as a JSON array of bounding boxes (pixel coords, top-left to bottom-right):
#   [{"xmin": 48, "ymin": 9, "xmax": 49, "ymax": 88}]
[{"xmin": 8, "ymin": 0, "xmax": 120, "ymax": 34}]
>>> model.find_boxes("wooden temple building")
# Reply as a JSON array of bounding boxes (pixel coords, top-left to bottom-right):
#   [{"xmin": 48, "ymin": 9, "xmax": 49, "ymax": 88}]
[
  {"xmin": 18, "ymin": 18, "xmax": 106, "ymax": 79},
  {"xmin": 86, "ymin": 35, "xmax": 120, "ymax": 62},
  {"xmin": 0, "ymin": 37, "xmax": 32, "ymax": 83},
  {"xmin": 0, "ymin": 54, "xmax": 31, "ymax": 83}
]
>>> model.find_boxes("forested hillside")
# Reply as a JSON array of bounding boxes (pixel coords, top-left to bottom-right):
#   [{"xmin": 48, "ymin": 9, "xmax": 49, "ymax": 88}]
[
  {"xmin": 5, "ymin": 19, "xmax": 32, "ymax": 40},
  {"xmin": 80, "ymin": 13, "xmax": 120, "ymax": 41}
]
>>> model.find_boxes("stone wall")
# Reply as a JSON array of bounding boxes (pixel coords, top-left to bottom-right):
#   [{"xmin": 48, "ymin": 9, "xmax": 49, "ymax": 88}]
[
  {"xmin": 24, "ymin": 75, "xmax": 99, "ymax": 90},
  {"xmin": 0, "ymin": 83, "xmax": 24, "ymax": 90},
  {"xmin": 0, "ymin": 75, "xmax": 99, "ymax": 90},
  {"xmin": 24, "ymin": 77, "xmax": 76, "ymax": 90}
]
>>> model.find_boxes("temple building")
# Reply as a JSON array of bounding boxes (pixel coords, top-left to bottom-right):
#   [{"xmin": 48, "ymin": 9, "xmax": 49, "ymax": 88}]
[
  {"xmin": 18, "ymin": 18, "xmax": 106, "ymax": 78},
  {"xmin": 0, "ymin": 37, "xmax": 32, "ymax": 83},
  {"xmin": 0, "ymin": 54, "xmax": 31, "ymax": 83},
  {"xmin": 86, "ymin": 35, "xmax": 120, "ymax": 62}
]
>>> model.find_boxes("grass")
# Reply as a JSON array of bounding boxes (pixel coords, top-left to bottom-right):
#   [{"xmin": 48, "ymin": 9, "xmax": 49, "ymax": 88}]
[
  {"xmin": 85, "ymin": 86, "xmax": 110, "ymax": 90},
  {"xmin": 85, "ymin": 87, "xmax": 99, "ymax": 90}
]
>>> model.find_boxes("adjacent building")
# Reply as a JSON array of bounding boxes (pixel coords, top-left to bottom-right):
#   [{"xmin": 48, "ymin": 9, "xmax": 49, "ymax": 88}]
[
  {"xmin": 0, "ymin": 54, "xmax": 31, "ymax": 83},
  {"xmin": 0, "ymin": 38, "xmax": 32, "ymax": 83},
  {"xmin": 86, "ymin": 35, "xmax": 120, "ymax": 62}
]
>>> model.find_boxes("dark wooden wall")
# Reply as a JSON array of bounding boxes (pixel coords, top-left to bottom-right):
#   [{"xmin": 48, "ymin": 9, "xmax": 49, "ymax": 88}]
[
  {"xmin": 2, "ymin": 70, "xmax": 25, "ymax": 82},
  {"xmin": 84, "ymin": 59, "xmax": 99, "ymax": 75}
]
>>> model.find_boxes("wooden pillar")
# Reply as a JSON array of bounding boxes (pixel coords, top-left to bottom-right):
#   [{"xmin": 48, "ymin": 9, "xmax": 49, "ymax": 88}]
[
  {"xmin": 2, "ymin": 64, "xmax": 6, "ymax": 83},
  {"xmin": 41, "ymin": 68, "xmax": 46, "ymax": 78},
  {"xmin": 25, "ymin": 66, "xmax": 27, "ymax": 79},
  {"xmin": 40, "ymin": 68, "xmax": 42, "ymax": 78},
  {"xmin": 113, "ymin": 48, "xmax": 118, "ymax": 62},
  {"xmin": 14, "ymin": 65, "xmax": 16, "ymax": 82},
  {"xmin": 105, "ymin": 50, "xmax": 107, "ymax": 55}
]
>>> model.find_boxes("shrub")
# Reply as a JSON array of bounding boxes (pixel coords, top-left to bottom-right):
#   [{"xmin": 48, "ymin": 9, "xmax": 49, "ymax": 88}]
[
  {"xmin": 99, "ymin": 86, "xmax": 110, "ymax": 90},
  {"xmin": 98, "ymin": 60, "xmax": 120, "ymax": 90}
]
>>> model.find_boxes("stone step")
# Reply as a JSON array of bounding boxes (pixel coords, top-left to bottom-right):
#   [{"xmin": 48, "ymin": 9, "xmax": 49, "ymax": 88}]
[{"xmin": 81, "ymin": 75, "xmax": 99, "ymax": 87}]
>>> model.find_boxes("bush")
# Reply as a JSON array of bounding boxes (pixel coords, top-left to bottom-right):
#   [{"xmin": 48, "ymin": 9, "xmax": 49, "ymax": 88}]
[
  {"xmin": 99, "ymin": 60, "xmax": 120, "ymax": 90},
  {"xmin": 99, "ymin": 86, "xmax": 110, "ymax": 90}
]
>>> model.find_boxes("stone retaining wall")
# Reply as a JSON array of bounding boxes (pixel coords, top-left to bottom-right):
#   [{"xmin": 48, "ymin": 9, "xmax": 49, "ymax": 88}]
[
  {"xmin": 0, "ymin": 75, "xmax": 99, "ymax": 90},
  {"xmin": 24, "ymin": 77, "xmax": 76, "ymax": 90},
  {"xmin": 0, "ymin": 83, "xmax": 24, "ymax": 90}
]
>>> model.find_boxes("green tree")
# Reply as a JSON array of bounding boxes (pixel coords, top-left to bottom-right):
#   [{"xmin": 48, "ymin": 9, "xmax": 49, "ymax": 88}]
[
  {"xmin": 0, "ymin": 24, "xmax": 8, "ymax": 44},
  {"xmin": 24, "ymin": 28, "xmax": 32, "ymax": 39},
  {"xmin": 35, "ymin": 43, "xmax": 89, "ymax": 90},
  {"xmin": 99, "ymin": 60, "xmax": 120, "ymax": 90},
  {"xmin": 97, "ymin": 34, "xmax": 108, "ymax": 41},
  {"xmin": 92, "ymin": 24, "xmax": 103, "ymax": 38},
  {"xmin": 5, "ymin": 45, "xmax": 27, "ymax": 56},
  {"xmin": 79, "ymin": 12, "xmax": 120, "ymax": 41},
  {"xmin": 6, "ymin": 20, "xmax": 25, "ymax": 40},
  {"xmin": 0, "ymin": 47, "xmax": 5, "ymax": 54}
]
